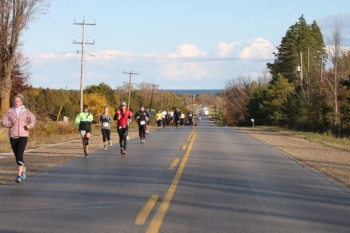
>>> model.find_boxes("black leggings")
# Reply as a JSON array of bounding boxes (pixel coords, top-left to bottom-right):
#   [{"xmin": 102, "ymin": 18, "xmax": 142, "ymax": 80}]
[
  {"xmin": 138, "ymin": 125, "xmax": 146, "ymax": 139},
  {"xmin": 10, "ymin": 137, "xmax": 28, "ymax": 166},
  {"xmin": 101, "ymin": 129, "xmax": 111, "ymax": 142},
  {"xmin": 117, "ymin": 127, "xmax": 128, "ymax": 149}
]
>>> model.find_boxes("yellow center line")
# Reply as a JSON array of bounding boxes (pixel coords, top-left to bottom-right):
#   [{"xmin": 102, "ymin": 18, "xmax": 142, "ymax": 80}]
[
  {"xmin": 135, "ymin": 195, "xmax": 159, "ymax": 225},
  {"xmin": 146, "ymin": 130, "xmax": 197, "ymax": 233},
  {"xmin": 187, "ymin": 129, "xmax": 195, "ymax": 142},
  {"xmin": 169, "ymin": 158, "xmax": 179, "ymax": 170}
]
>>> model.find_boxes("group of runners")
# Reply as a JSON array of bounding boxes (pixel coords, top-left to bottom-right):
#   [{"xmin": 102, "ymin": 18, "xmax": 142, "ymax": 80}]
[
  {"xmin": 75, "ymin": 102, "xmax": 153, "ymax": 157},
  {"xmin": 155, "ymin": 108, "xmax": 195, "ymax": 130},
  {"xmin": 1, "ymin": 95, "xmax": 196, "ymax": 184},
  {"xmin": 75, "ymin": 102, "xmax": 197, "ymax": 158}
]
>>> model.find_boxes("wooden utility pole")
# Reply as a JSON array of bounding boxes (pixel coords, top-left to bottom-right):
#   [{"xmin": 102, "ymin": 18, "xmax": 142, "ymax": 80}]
[
  {"xmin": 123, "ymin": 71, "xmax": 139, "ymax": 110},
  {"xmin": 149, "ymin": 84, "xmax": 159, "ymax": 120},
  {"xmin": 300, "ymin": 52, "xmax": 303, "ymax": 81},
  {"xmin": 73, "ymin": 17, "xmax": 95, "ymax": 111}
]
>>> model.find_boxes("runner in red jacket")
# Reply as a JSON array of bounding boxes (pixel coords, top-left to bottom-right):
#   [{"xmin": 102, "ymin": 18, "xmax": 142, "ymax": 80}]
[{"xmin": 113, "ymin": 102, "xmax": 132, "ymax": 155}]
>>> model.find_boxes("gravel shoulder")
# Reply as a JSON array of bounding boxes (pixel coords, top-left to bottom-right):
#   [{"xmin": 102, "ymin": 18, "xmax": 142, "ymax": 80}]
[
  {"xmin": 1, "ymin": 126, "xmax": 350, "ymax": 189},
  {"xmin": 240, "ymin": 127, "xmax": 350, "ymax": 189}
]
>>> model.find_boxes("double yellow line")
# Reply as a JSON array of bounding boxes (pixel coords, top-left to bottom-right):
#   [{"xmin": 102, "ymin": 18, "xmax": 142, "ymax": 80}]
[{"xmin": 134, "ymin": 129, "xmax": 197, "ymax": 233}]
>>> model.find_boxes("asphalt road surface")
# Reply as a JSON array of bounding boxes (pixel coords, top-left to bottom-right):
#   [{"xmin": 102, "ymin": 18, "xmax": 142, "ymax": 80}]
[{"xmin": 1, "ymin": 117, "xmax": 350, "ymax": 233}]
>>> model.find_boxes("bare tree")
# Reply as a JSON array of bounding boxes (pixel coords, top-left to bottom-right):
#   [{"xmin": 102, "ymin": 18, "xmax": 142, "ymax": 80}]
[
  {"xmin": 325, "ymin": 19, "xmax": 344, "ymax": 127},
  {"xmin": 0, "ymin": 0, "xmax": 49, "ymax": 114},
  {"xmin": 257, "ymin": 69, "xmax": 272, "ymax": 86},
  {"xmin": 224, "ymin": 76, "xmax": 253, "ymax": 125}
]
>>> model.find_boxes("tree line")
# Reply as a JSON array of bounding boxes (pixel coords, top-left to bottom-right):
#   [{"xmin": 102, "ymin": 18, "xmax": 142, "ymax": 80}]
[
  {"xmin": 19, "ymin": 82, "xmax": 218, "ymax": 122},
  {"xmin": 223, "ymin": 16, "xmax": 350, "ymax": 136},
  {"xmin": 4, "ymin": 3, "xmax": 345, "ymax": 137}
]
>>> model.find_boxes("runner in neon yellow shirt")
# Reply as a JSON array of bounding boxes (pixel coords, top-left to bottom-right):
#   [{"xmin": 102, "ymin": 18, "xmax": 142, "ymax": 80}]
[{"xmin": 75, "ymin": 104, "xmax": 94, "ymax": 158}]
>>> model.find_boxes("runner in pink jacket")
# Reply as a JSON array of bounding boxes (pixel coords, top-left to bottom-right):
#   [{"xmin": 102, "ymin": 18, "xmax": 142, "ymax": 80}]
[{"xmin": 1, "ymin": 94, "xmax": 36, "ymax": 184}]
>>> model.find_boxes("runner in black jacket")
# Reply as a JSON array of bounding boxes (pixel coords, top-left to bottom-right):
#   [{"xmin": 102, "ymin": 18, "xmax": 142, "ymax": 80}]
[
  {"xmin": 134, "ymin": 104, "xmax": 150, "ymax": 144},
  {"xmin": 174, "ymin": 107, "xmax": 181, "ymax": 128}
]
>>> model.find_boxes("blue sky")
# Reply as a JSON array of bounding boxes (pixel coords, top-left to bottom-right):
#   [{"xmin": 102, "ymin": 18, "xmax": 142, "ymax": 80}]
[{"xmin": 21, "ymin": 0, "xmax": 350, "ymax": 90}]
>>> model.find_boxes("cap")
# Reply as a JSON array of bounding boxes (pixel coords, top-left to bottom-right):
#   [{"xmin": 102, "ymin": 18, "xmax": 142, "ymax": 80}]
[
  {"xmin": 121, "ymin": 102, "xmax": 127, "ymax": 106},
  {"xmin": 83, "ymin": 104, "xmax": 89, "ymax": 109}
]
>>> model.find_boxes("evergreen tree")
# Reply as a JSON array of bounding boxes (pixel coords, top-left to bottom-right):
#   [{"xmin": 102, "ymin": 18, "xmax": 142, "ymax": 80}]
[{"xmin": 267, "ymin": 15, "xmax": 327, "ymax": 130}]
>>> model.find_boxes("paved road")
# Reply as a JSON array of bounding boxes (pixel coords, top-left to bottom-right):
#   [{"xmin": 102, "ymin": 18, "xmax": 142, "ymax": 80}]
[{"xmin": 1, "ymin": 117, "xmax": 350, "ymax": 233}]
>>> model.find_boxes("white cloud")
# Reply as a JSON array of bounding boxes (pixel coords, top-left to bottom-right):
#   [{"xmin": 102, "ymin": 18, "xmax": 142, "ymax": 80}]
[
  {"xmin": 217, "ymin": 42, "xmax": 240, "ymax": 57},
  {"xmin": 167, "ymin": 44, "xmax": 206, "ymax": 58},
  {"xmin": 159, "ymin": 44, "xmax": 210, "ymax": 81},
  {"xmin": 36, "ymin": 52, "xmax": 57, "ymax": 60},
  {"xmin": 239, "ymin": 38, "xmax": 274, "ymax": 60},
  {"xmin": 91, "ymin": 50, "xmax": 133, "ymax": 60},
  {"xmin": 33, "ymin": 52, "xmax": 79, "ymax": 62},
  {"xmin": 28, "ymin": 39, "xmax": 276, "ymax": 89}
]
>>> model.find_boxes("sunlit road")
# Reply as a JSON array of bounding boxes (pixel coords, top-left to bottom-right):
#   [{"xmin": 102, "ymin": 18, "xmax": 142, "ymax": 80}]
[{"xmin": 1, "ymin": 117, "xmax": 350, "ymax": 233}]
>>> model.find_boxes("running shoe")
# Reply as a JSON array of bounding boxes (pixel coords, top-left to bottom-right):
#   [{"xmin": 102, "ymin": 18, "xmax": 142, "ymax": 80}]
[
  {"xmin": 84, "ymin": 149, "xmax": 88, "ymax": 158},
  {"xmin": 21, "ymin": 166, "xmax": 26, "ymax": 180},
  {"xmin": 15, "ymin": 176, "xmax": 22, "ymax": 183},
  {"xmin": 104, "ymin": 145, "xmax": 107, "ymax": 150},
  {"xmin": 109, "ymin": 140, "xmax": 112, "ymax": 146}
]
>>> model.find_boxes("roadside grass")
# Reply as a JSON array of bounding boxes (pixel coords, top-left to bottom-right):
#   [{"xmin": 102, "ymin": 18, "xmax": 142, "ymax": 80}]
[{"xmin": 253, "ymin": 126, "xmax": 350, "ymax": 152}]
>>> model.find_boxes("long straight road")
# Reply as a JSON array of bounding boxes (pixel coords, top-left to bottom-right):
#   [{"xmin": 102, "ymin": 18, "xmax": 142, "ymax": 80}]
[{"xmin": 1, "ymin": 117, "xmax": 350, "ymax": 233}]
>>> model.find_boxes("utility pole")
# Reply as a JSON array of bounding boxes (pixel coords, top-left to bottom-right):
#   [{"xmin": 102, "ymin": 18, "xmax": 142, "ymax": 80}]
[
  {"xmin": 73, "ymin": 17, "xmax": 95, "ymax": 111},
  {"xmin": 300, "ymin": 52, "xmax": 303, "ymax": 81},
  {"xmin": 123, "ymin": 71, "xmax": 139, "ymax": 110},
  {"xmin": 148, "ymin": 84, "xmax": 159, "ymax": 120},
  {"xmin": 320, "ymin": 54, "xmax": 323, "ymax": 82}
]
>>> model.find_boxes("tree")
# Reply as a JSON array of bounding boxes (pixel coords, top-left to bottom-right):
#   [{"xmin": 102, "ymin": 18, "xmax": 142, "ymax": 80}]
[
  {"xmin": 85, "ymin": 82, "xmax": 115, "ymax": 106},
  {"xmin": 223, "ymin": 76, "xmax": 255, "ymax": 126},
  {"xmin": 248, "ymin": 85, "xmax": 270, "ymax": 125},
  {"xmin": 0, "ymin": 0, "xmax": 48, "ymax": 115},
  {"xmin": 84, "ymin": 93, "xmax": 109, "ymax": 122},
  {"xmin": 264, "ymin": 75, "xmax": 294, "ymax": 125},
  {"xmin": 267, "ymin": 15, "xmax": 327, "ymax": 130},
  {"xmin": 325, "ymin": 20, "xmax": 344, "ymax": 129},
  {"xmin": 248, "ymin": 75, "xmax": 294, "ymax": 126},
  {"xmin": 10, "ymin": 53, "xmax": 30, "ymax": 96}
]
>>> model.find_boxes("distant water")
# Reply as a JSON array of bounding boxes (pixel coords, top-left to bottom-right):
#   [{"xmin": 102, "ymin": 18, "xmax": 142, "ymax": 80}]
[{"xmin": 165, "ymin": 89, "xmax": 223, "ymax": 95}]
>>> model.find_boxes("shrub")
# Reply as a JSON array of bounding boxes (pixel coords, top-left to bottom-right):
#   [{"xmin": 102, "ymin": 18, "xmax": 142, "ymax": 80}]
[{"xmin": 31, "ymin": 120, "xmax": 76, "ymax": 138}]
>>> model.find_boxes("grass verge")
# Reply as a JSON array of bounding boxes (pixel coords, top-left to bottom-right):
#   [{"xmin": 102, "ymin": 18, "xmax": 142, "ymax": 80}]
[{"xmin": 255, "ymin": 126, "xmax": 350, "ymax": 152}]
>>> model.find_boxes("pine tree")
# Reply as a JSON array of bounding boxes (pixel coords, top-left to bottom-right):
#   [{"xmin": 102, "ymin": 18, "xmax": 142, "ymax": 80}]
[{"xmin": 267, "ymin": 15, "xmax": 327, "ymax": 130}]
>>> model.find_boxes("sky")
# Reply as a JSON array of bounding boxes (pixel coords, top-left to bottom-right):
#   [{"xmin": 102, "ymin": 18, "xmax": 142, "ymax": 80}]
[{"xmin": 21, "ymin": 0, "xmax": 350, "ymax": 90}]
